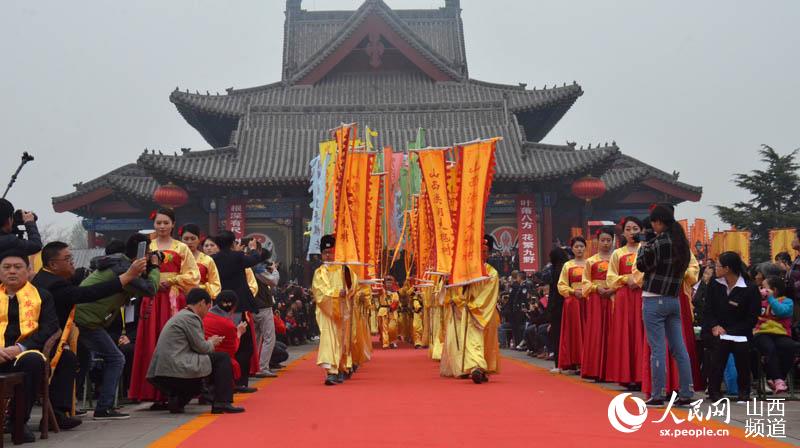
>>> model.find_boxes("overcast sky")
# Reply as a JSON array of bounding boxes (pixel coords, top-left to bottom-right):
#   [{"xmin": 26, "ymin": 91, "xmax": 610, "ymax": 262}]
[{"xmin": 2, "ymin": 0, "xmax": 798, "ymax": 233}]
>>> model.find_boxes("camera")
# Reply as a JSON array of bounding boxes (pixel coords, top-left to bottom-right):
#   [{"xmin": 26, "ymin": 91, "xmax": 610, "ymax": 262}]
[
  {"xmin": 11, "ymin": 210, "xmax": 37, "ymax": 239},
  {"xmin": 635, "ymin": 229, "xmax": 656, "ymax": 243}
]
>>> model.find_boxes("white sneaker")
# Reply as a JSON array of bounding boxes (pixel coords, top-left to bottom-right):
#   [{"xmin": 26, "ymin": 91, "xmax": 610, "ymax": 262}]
[{"xmin": 549, "ymin": 367, "xmax": 561, "ymax": 374}]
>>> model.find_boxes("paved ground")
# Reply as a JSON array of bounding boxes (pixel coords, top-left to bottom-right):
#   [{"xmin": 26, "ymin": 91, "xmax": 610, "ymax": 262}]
[
  {"xmin": 503, "ymin": 349, "xmax": 800, "ymax": 445},
  {"xmin": 8, "ymin": 344, "xmax": 798, "ymax": 447},
  {"xmin": 8, "ymin": 344, "xmax": 315, "ymax": 448}
]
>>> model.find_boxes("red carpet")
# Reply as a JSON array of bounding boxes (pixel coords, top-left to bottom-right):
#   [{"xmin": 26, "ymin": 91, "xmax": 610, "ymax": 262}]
[{"xmin": 157, "ymin": 344, "xmax": 788, "ymax": 448}]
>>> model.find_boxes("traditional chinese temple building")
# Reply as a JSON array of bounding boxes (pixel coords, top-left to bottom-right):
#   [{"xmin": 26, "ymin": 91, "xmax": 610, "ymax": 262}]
[{"xmin": 52, "ymin": 0, "xmax": 701, "ymax": 269}]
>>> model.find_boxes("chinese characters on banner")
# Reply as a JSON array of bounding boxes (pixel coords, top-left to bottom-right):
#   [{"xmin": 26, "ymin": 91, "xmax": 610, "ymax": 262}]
[
  {"xmin": 226, "ymin": 199, "xmax": 246, "ymax": 239},
  {"xmin": 516, "ymin": 195, "xmax": 539, "ymax": 272}
]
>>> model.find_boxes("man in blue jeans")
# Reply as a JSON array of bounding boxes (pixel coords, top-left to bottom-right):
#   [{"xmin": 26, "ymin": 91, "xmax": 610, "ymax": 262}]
[
  {"xmin": 75, "ymin": 237, "xmax": 160, "ymax": 419},
  {"xmin": 636, "ymin": 205, "xmax": 694, "ymax": 407}
]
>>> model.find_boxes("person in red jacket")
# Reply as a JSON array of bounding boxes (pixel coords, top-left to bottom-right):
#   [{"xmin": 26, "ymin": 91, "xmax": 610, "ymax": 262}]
[{"xmin": 203, "ymin": 290, "xmax": 247, "ymax": 382}]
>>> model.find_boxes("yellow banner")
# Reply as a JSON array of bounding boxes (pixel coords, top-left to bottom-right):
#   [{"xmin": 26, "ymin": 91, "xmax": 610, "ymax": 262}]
[
  {"xmin": 709, "ymin": 232, "xmax": 725, "ymax": 260},
  {"xmin": 418, "ymin": 150, "xmax": 455, "ymax": 274},
  {"xmin": 450, "ymin": 139, "xmax": 498, "ymax": 285},
  {"xmin": 723, "ymin": 231, "xmax": 751, "ymax": 265},
  {"xmin": 770, "ymin": 228, "xmax": 798, "ymax": 261}
]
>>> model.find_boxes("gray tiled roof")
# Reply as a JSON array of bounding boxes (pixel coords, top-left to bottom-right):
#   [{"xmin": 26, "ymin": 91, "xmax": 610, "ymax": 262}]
[
  {"xmin": 604, "ymin": 154, "xmax": 702, "ymax": 194},
  {"xmin": 283, "ymin": 0, "xmax": 467, "ymax": 82},
  {"xmin": 52, "ymin": 164, "xmax": 157, "ymax": 205},
  {"xmin": 171, "ymin": 71, "xmax": 582, "ymax": 119}
]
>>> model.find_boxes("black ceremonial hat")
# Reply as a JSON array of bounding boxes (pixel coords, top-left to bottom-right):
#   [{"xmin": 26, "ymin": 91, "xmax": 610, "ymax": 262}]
[{"xmin": 320, "ymin": 234, "xmax": 336, "ymax": 250}]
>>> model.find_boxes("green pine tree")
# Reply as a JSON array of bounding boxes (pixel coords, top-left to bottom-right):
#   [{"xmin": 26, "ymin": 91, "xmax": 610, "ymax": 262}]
[{"xmin": 715, "ymin": 145, "xmax": 800, "ymax": 263}]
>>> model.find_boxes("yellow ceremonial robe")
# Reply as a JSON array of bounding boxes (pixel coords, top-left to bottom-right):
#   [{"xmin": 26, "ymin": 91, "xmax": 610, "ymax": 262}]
[
  {"xmin": 351, "ymin": 285, "xmax": 373, "ymax": 366},
  {"xmin": 412, "ymin": 293, "xmax": 425, "ymax": 347},
  {"xmin": 441, "ymin": 264, "xmax": 500, "ymax": 377},
  {"xmin": 429, "ymin": 279, "xmax": 446, "ymax": 361},
  {"xmin": 377, "ymin": 291, "xmax": 399, "ymax": 348},
  {"xmin": 312, "ymin": 264, "xmax": 355, "ymax": 374}
]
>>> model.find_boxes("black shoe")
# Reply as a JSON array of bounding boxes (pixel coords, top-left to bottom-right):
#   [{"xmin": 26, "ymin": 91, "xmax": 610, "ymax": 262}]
[
  {"xmin": 148, "ymin": 401, "xmax": 169, "ymax": 411},
  {"xmin": 674, "ymin": 397, "xmax": 694, "ymax": 408},
  {"xmin": 344, "ymin": 370, "xmax": 352, "ymax": 380},
  {"xmin": 5, "ymin": 422, "xmax": 35, "ymax": 444},
  {"xmin": 54, "ymin": 410, "xmax": 82, "ymax": 430},
  {"xmin": 93, "ymin": 409, "xmax": 130, "ymax": 420},
  {"xmin": 325, "ymin": 374, "xmax": 338, "ymax": 386},
  {"xmin": 352, "ymin": 364, "xmax": 359, "ymax": 373},
  {"xmin": 269, "ymin": 364, "xmax": 285, "ymax": 370},
  {"xmin": 234, "ymin": 386, "xmax": 258, "ymax": 394},
  {"xmin": 211, "ymin": 403, "xmax": 245, "ymax": 414},
  {"xmin": 644, "ymin": 397, "xmax": 665, "ymax": 407},
  {"xmin": 74, "ymin": 409, "xmax": 89, "ymax": 418},
  {"xmin": 337, "ymin": 372, "xmax": 346, "ymax": 383},
  {"xmin": 471, "ymin": 369, "xmax": 485, "ymax": 384},
  {"xmin": 414, "ymin": 345, "xmax": 422, "ymax": 349}
]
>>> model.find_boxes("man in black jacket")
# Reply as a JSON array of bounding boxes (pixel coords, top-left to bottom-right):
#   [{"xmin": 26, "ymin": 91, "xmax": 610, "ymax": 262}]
[
  {"xmin": 31, "ymin": 241, "xmax": 145, "ymax": 425},
  {"xmin": 0, "ymin": 199, "xmax": 41, "ymax": 256},
  {"xmin": 0, "ymin": 250, "xmax": 61, "ymax": 443},
  {"xmin": 211, "ymin": 232, "xmax": 270, "ymax": 391}
]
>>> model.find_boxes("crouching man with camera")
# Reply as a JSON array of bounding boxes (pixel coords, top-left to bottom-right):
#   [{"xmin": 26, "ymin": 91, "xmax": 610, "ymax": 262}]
[{"xmin": 0, "ymin": 199, "xmax": 41, "ymax": 256}]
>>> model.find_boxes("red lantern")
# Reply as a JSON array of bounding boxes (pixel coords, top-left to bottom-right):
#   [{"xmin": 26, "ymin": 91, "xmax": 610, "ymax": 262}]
[
  {"xmin": 153, "ymin": 182, "xmax": 189, "ymax": 208},
  {"xmin": 571, "ymin": 176, "xmax": 606, "ymax": 202}
]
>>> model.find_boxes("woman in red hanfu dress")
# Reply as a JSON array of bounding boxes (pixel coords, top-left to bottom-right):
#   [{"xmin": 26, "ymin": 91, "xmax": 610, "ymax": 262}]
[
  {"xmin": 129, "ymin": 208, "xmax": 200, "ymax": 405},
  {"xmin": 642, "ymin": 253, "xmax": 703, "ymax": 397},
  {"xmin": 580, "ymin": 228, "xmax": 615, "ymax": 381},
  {"xmin": 557, "ymin": 237, "xmax": 588, "ymax": 373},
  {"xmin": 605, "ymin": 217, "xmax": 645, "ymax": 388}
]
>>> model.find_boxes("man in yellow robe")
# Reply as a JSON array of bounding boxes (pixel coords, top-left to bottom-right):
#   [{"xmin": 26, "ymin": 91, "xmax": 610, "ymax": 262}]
[
  {"xmin": 440, "ymin": 235, "xmax": 500, "ymax": 384},
  {"xmin": 411, "ymin": 288, "xmax": 425, "ymax": 348},
  {"xmin": 312, "ymin": 235, "xmax": 356, "ymax": 386},
  {"xmin": 428, "ymin": 277, "xmax": 446, "ymax": 361},
  {"xmin": 377, "ymin": 276, "xmax": 399, "ymax": 349}
]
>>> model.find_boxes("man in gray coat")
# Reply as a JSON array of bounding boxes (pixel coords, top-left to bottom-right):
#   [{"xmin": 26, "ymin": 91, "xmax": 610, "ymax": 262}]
[{"xmin": 147, "ymin": 288, "xmax": 244, "ymax": 414}]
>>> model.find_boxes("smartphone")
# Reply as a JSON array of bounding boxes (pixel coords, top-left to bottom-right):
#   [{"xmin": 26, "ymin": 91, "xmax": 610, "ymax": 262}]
[{"xmin": 137, "ymin": 241, "xmax": 148, "ymax": 260}]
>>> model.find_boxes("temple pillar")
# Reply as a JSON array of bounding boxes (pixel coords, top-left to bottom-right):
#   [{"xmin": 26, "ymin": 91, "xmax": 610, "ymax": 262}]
[{"xmin": 542, "ymin": 192, "xmax": 554, "ymax": 261}]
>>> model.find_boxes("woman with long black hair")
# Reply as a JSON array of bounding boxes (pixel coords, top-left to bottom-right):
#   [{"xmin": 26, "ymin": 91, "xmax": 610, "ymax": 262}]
[
  {"xmin": 635, "ymin": 204, "xmax": 694, "ymax": 406},
  {"xmin": 703, "ymin": 251, "xmax": 761, "ymax": 403},
  {"xmin": 547, "ymin": 247, "xmax": 571, "ymax": 373}
]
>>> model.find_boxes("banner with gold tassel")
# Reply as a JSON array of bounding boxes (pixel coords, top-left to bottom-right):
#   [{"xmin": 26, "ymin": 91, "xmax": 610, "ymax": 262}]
[
  {"xmin": 417, "ymin": 149, "xmax": 455, "ymax": 275},
  {"xmin": 450, "ymin": 138, "xmax": 499, "ymax": 286}
]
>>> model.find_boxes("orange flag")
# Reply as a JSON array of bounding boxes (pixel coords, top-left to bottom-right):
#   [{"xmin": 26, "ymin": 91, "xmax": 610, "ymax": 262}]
[
  {"xmin": 418, "ymin": 183, "xmax": 434, "ymax": 279},
  {"xmin": 678, "ymin": 219, "xmax": 689, "ymax": 238},
  {"xmin": 333, "ymin": 125, "xmax": 359, "ymax": 265},
  {"xmin": 417, "ymin": 149, "xmax": 455, "ymax": 274},
  {"xmin": 769, "ymin": 228, "xmax": 798, "ymax": 261},
  {"xmin": 450, "ymin": 139, "xmax": 498, "ymax": 285},
  {"xmin": 366, "ymin": 172, "xmax": 382, "ymax": 279}
]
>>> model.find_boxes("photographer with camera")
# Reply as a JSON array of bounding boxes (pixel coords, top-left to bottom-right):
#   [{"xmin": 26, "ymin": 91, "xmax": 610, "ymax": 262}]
[
  {"xmin": 0, "ymin": 199, "xmax": 41, "ymax": 256},
  {"xmin": 635, "ymin": 204, "xmax": 694, "ymax": 407}
]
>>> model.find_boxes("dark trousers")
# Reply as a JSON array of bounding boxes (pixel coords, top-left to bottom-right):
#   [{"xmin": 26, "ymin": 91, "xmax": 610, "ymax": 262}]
[
  {"xmin": 550, "ymin": 321, "xmax": 562, "ymax": 368},
  {"xmin": 149, "ymin": 352, "xmax": 234, "ymax": 406},
  {"xmin": 50, "ymin": 349, "xmax": 78, "ymax": 413},
  {"xmin": 270, "ymin": 341, "xmax": 289, "ymax": 366},
  {"xmin": 753, "ymin": 333, "xmax": 799, "ymax": 381},
  {"xmin": 119, "ymin": 342, "xmax": 134, "ymax": 395},
  {"xmin": 512, "ymin": 318, "xmax": 525, "ymax": 347},
  {"xmin": 0, "ymin": 351, "xmax": 45, "ymax": 422},
  {"xmin": 708, "ymin": 337, "xmax": 751, "ymax": 400},
  {"xmin": 235, "ymin": 323, "xmax": 254, "ymax": 387}
]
